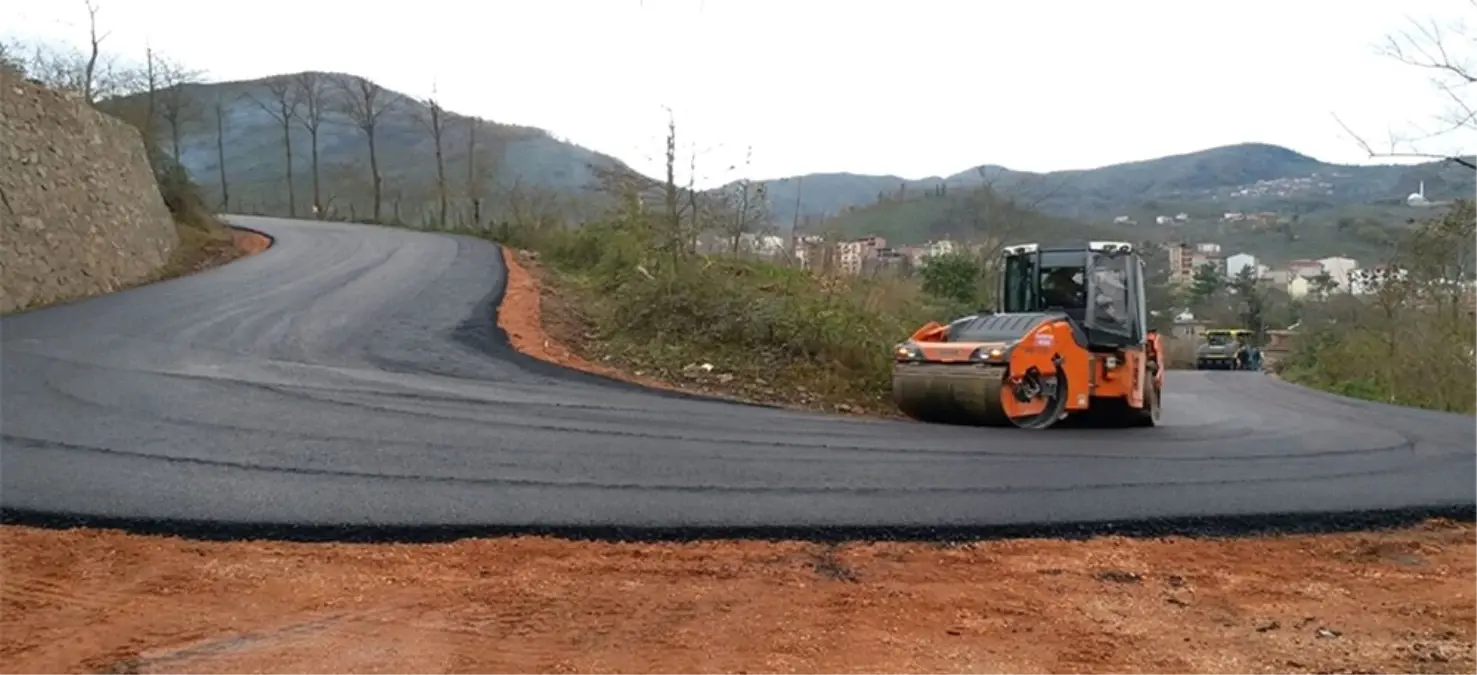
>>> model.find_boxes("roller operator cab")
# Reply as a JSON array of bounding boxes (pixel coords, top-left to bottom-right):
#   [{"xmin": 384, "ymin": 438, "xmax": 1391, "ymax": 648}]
[{"xmin": 891, "ymin": 241, "xmax": 1163, "ymax": 430}]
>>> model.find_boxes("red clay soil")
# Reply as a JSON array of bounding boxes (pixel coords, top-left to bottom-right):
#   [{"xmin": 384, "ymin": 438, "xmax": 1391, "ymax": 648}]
[
  {"xmin": 232, "ymin": 229, "xmax": 271, "ymax": 255},
  {"xmin": 165, "ymin": 225, "xmax": 271, "ymax": 278},
  {"xmin": 1, "ymin": 521, "xmax": 1472, "ymax": 674},
  {"xmin": 495, "ymin": 247, "xmax": 624, "ymax": 378},
  {"xmin": 497, "ymin": 248, "xmax": 770, "ymax": 405}
]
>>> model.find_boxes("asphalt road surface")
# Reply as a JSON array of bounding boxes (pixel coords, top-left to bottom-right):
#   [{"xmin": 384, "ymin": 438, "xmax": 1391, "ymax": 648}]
[{"xmin": 2, "ymin": 216, "xmax": 1473, "ymax": 538}]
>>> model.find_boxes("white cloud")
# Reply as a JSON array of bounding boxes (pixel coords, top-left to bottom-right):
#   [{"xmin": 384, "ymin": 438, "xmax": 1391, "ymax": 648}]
[{"xmin": 7, "ymin": 0, "xmax": 1475, "ymax": 188}]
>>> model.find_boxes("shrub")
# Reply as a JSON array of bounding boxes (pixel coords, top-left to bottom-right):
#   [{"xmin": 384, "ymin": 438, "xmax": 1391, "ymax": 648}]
[
  {"xmin": 919, "ymin": 252, "xmax": 981, "ymax": 305},
  {"xmin": 148, "ymin": 148, "xmax": 216, "ymax": 230},
  {"xmin": 538, "ymin": 222, "xmax": 949, "ymax": 398}
]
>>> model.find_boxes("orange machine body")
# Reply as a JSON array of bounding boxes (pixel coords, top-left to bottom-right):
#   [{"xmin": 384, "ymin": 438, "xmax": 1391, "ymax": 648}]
[
  {"xmin": 895, "ymin": 313, "xmax": 1162, "ymax": 428},
  {"xmin": 891, "ymin": 240, "xmax": 1164, "ymax": 429}
]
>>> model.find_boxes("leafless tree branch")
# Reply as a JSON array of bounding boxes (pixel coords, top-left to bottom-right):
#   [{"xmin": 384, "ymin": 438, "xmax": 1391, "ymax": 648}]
[
  {"xmin": 329, "ymin": 74, "xmax": 401, "ymax": 222},
  {"xmin": 248, "ymin": 79, "xmax": 302, "ymax": 216},
  {"xmin": 293, "ymin": 72, "xmax": 328, "ymax": 217},
  {"xmin": 1340, "ymin": 7, "xmax": 1477, "ymax": 169}
]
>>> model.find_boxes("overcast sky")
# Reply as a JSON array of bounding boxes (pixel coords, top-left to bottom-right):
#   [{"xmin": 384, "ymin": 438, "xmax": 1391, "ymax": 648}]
[{"xmin": 8, "ymin": 0, "xmax": 1475, "ymax": 187}]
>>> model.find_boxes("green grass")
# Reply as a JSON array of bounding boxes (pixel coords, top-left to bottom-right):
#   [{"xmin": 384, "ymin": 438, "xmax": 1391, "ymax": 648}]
[{"xmin": 529, "ymin": 221, "xmax": 956, "ymax": 409}]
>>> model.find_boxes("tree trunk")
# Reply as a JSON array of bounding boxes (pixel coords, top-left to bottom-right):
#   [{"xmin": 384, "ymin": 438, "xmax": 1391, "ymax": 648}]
[
  {"xmin": 215, "ymin": 103, "xmax": 229, "ymax": 210},
  {"xmin": 466, "ymin": 122, "xmax": 477, "ymax": 223},
  {"xmin": 309, "ymin": 127, "xmax": 321, "ymax": 218},
  {"xmin": 435, "ymin": 139, "xmax": 447, "ymax": 227},
  {"xmin": 368, "ymin": 128, "xmax": 382, "ymax": 222},
  {"xmin": 282, "ymin": 120, "xmax": 295, "ymax": 218},
  {"xmin": 170, "ymin": 121, "xmax": 182, "ymax": 165}
]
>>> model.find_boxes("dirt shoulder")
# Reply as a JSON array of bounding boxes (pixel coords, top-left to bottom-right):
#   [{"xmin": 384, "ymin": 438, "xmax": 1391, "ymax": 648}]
[
  {"xmin": 2, "ymin": 520, "xmax": 1471, "ymax": 674},
  {"xmin": 499, "ymin": 248, "xmax": 904, "ymax": 417},
  {"xmin": 163, "ymin": 220, "xmax": 271, "ymax": 280}
]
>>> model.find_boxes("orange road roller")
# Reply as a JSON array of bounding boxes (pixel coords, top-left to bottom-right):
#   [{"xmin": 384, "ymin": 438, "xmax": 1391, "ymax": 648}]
[{"xmin": 891, "ymin": 241, "xmax": 1163, "ymax": 430}]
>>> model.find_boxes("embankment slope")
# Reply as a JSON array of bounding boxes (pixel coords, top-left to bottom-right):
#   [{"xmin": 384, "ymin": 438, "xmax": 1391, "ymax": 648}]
[{"xmin": 0, "ymin": 68, "xmax": 179, "ymax": 313}]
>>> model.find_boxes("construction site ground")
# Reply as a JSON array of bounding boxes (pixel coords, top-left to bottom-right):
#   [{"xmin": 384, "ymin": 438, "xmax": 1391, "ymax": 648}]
[
  {"xmin": 3, "ymin": 521, "xmax": 1473, "ymax": 673},
  {"xmin": 3, "ymin": 240, "xmax": 1473, "ymax": 674}
]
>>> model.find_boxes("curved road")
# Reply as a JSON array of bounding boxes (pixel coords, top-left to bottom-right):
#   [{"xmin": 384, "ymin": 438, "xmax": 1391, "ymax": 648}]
[{"xmin": 2, "ymin": 216, "xmax": 1473, "ymax": 538}]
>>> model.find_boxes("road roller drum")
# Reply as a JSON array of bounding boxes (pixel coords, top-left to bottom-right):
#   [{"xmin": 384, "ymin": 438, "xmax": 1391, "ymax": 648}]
[{"xmin": 892, "ymin": 364, "xmax": 1010, "ymax": 426}]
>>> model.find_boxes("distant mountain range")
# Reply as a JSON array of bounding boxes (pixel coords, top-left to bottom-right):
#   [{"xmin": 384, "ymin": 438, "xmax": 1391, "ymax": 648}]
[
  {"xmin": 108, "ymin": 71, "xmax": 1474, "ymax": 236},
  {"xmin": 744, "ymin": 143, "xmax": 1474, "ymax": 226}
]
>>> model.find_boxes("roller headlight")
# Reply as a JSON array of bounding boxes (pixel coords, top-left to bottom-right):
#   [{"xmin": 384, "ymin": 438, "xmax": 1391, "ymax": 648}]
[
  {"xmin": 969, "ymin": 345, "xmax": 1008, "ymax": 363},
  {"xmin": 893, "ymin": 343, "xmax": 923, "ymax": 361}
]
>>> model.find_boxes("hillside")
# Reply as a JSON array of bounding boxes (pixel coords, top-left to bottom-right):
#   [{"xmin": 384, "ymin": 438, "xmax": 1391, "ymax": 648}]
[
  {"xmin": 99, "ymin": 71, "xmax": 633, "ymax": 224},
  {"xmin": 747, "ymin": 143, "xmax": 1475, "ymax": 226},
  {"xmin": 811, "ymin": 186, "xmax": 1140, "ymax": 252},
  {"xmin": 817, "ymin": 180, "xmax": 1467, "ymax": 265},
  {"xmin": 100, "ymin": 67, "xmax": 1472, "ymax": 254}
]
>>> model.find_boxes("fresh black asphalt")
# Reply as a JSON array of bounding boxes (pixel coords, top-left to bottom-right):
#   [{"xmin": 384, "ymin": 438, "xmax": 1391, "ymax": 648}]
[{"xmin": 2, "ymin": 216, "xmax": 1473, "ymax": 541}]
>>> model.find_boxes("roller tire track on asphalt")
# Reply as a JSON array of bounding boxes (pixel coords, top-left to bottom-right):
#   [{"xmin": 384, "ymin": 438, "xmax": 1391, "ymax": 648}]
[{"xmin": 1, "ymin": 216, "xmax": 1472, "ymax": 542}]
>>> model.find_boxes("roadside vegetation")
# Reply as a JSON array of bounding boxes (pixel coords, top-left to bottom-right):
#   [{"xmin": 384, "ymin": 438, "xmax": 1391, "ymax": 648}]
[
  {"xmin": 463, "ymin": 117, "xmax": 1243, "ymax": 414},
  {"xmin": 484, "ymin": 126, "xmax": 969, "ymax": 413},
  {"xmin": 1278, "ymin": 200, "xmax": 1475, "ymax": 413},
  {"xmin": 487, "ymin": 132, "xmax": 1472, "ymax": 416}
]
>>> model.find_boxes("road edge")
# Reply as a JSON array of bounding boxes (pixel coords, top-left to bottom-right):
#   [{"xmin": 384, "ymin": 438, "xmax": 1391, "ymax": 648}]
[
  {"xmin": 0, "ymin": 222, "xmax": 275, "ymax": 318},
  {"xmin": 3, "ymin": 504, "xmax": 1471, "ymax": 544},
  {"xmin": 463, "ymin": 240, "xmax": 789, "ymax": 410}
]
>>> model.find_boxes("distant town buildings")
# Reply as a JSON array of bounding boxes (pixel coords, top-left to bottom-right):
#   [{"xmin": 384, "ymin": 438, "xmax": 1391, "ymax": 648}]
[
  {"xmin": 715, "ymin": 203, "xmax": 1465, "ymax": 304},
  {"xmin": 838, "ymin": 236, "xmax": 887, "ymax": 276},
  {"xmin": 1226, "ymin": 253, "xmax": 1257, "ymax": 278},
  {"xmin": 1158, "ymin": 240, "xmax": 1477, "ymax": 303},
  {"xmin": 1166, "ymin": 242, "xmax": 1225, "ymax": 285}
]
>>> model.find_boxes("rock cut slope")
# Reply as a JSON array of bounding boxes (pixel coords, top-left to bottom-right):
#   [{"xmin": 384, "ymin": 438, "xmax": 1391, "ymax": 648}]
[{"xmin": 0, "ymin": 69, "xmax": 179, "ymax": 313}]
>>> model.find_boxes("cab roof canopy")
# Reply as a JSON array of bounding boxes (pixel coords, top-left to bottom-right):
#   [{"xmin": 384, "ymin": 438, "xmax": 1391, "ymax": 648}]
[{"xmin": 1001, "ymin": 241, "xmax": 1136, "ymax": 256}]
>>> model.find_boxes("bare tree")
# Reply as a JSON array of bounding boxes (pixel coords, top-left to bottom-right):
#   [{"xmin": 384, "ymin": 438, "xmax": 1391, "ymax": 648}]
[
  {"xmin": 720, "ymin": 146, "xmax": 769, "ymax": 254},
  {"xmin": 416, "ymin": 84, "xmax": 449, "ymax": 227},
  {"xmin": 330, "ymin": 74, "xmax": 399, "ymax": 222},
  {"xmin": 6, "ymin": 3, "xmax": 137, "ymax": 104},
  {"xmin": 214, "ymin": 92, "xmax": 229, "ymax": 209},
  {"xmin": 140, "ymin": 46, "xmax": 159, "ymax": 150},
  {"xmin": 465, "ymin": 115, "xmax": 479, "ymax": 225},
  {"xmin": 1335, "ymin": 3, "xmax": 1477, "ymax": 170},
  {"xmin": 0, "ymin": 40, "xmax": 18, "ymax": 73},
  {"xmin": 461, "ymin": 115, "xmax": 504, "ymax": 226},
  {"xmin": 503, "ymin": 179, "xmax": 564, "ymax": 236},
  {"xmin": 248, "ymin": 78, "xmax": 301, "ymax": 216},
  {"xmin": 80, "ymin": 45, "xmax": 156, "ymax": 142},
  {"xmin": 81, "ymin": 0, "xmax": 108, "ymax": 102},
  {"xmin": 930, "ymin": 165, "xmax": 1075, "ymax": 305},
  {"xmin": 155, "ymin": 58, "xmax": 204, "ymax": 165},
  {"xmin": 292, "ymin": 71, "xmax": 328, "ymax": 217},
  {"xmin": 655, "ymin": 108, "xmax": 716, "ymax": 262},
  {"xmin": 786, "ymin": 175, "xmax": 804, "ymax": 262},
  {"xmin": 662, "ymin": 108, "xmax": 681, "ymax": 259},
  {"xmin": 13, "ymin": 41, "xmax": 90, "ymax": 94}
]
